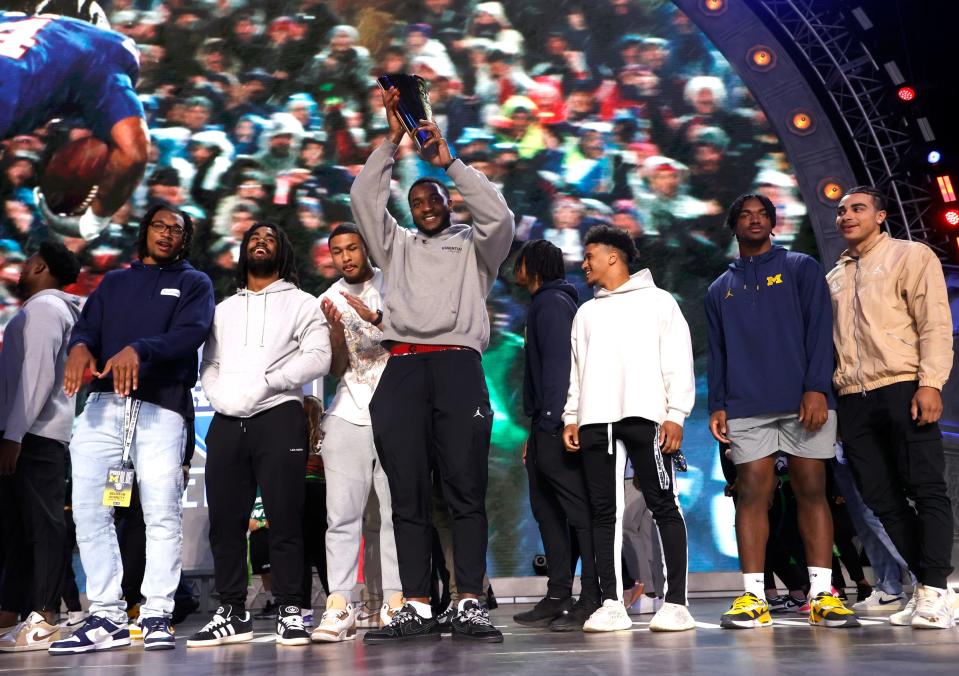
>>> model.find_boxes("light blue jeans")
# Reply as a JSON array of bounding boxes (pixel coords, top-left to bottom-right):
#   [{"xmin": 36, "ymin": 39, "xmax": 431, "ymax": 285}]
[
  {"xmin": 71, "ymin": 393, "xmax": 186, "ymax": 622},
  {"xmin": 831, "ymin": 458, "xmax": 913, "ymax": 595}
]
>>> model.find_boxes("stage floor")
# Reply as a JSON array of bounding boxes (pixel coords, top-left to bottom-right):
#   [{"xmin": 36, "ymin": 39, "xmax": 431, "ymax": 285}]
[{"xmin": 2, "ymin": 599, "xmax": 958, "ymax": 676}]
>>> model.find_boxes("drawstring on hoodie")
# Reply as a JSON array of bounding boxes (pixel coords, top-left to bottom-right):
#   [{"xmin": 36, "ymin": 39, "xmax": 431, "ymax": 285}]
[
  {"xmin": 242, "ymin": 291, "xmax": 268, "ymax": 347},
  {"xmin": 606, "ymin": 423, "xmax": 613, "ymax": 455},
  {"xmin": 260, "ymin": 294, "xmax": 266, "ymax": 347}
]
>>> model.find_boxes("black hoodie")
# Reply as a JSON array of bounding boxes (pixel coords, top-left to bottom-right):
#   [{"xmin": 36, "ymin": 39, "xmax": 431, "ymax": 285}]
[{"xmin": 523, "ymin": 278, "xmax": 579, "ymax": 433}]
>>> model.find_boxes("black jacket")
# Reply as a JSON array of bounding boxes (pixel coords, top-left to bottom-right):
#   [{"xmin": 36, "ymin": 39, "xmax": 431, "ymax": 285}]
[{"xmin": 523, "ymin": 279, "xmax": 579, "ymax": 433}]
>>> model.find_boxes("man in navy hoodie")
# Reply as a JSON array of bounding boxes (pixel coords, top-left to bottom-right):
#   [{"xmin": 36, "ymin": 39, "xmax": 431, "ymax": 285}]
[
  {"xmin": 705, "ymin": 194, "xmax": 857, "ymax": 630},
  {"xmin": 51, "ymin": 205, "xmax": 215, "ymax": 654},
  {"xmin": 511, "ymin": 240, "xmax": 599, "ymax": 632}
]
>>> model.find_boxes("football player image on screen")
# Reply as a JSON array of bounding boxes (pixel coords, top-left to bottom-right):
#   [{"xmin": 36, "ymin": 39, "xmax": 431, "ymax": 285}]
[{"xmin": 0, "ymin": 1, "xmax": 148, "ymax": 240}]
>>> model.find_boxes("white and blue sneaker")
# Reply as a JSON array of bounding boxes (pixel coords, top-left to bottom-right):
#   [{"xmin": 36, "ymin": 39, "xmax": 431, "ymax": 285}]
[
  {"xmin": 141, "ymin": 617, "xmax": 176, "ymax": 651},
  {"xmin": 48, "ymin": 615, "xmax": 130, "ymax": 654}
]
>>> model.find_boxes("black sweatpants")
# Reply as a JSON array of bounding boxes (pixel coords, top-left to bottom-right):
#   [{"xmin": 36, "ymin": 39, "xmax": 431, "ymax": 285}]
[
  {"xmin": 526, "ymin": 426, "xmax": 599, "ymax": 601},
  {"xmin": 205, "ymin": 401, "xmax": 308, "ymax": 608},
  {"xmin": 579, "ymin": 418, "xmax": 688, "ymax": 606},
  {"xmin": 369, "ymin": 349, "xmax": 492, "ymax": 598},
  {"xmin": 838, "ymin": 381, "xmax": 954, "ymax": 589},
  {"xmin": 301, "ymin": 480, "xmax": 329, "ymax": 607},
  {"xmin": 0, "ymin": 433, "xmax": 68, "ymax": 614}
]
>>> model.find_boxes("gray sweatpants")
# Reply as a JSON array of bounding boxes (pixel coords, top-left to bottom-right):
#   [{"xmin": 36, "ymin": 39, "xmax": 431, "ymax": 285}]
[{"xmin": 323, "ymin": 414, "xmax": 401, "ymax": 602}]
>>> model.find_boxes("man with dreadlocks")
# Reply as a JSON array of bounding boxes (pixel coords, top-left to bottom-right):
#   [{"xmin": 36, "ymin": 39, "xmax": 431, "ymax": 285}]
[
  {"xmin": 54, "ymin": 206, "xmax": 214, "ymax": 653},
  {"xmin": 191, "ymin": 222, "xmax": 330, "ymax": 649}
]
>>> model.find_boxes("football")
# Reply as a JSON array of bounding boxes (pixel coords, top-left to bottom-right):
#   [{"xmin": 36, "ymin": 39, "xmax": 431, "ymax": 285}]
[{"xmin": 40, "ymin": 137, "xmax": 110, "ymax": 215}]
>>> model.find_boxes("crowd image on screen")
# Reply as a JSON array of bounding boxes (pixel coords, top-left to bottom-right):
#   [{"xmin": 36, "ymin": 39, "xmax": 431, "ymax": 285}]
[{"xmin": 0, "ymin": 0, "xmax": 810, "ymax": 358}]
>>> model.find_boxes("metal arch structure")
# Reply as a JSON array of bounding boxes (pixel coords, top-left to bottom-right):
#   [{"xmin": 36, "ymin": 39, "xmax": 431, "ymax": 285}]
[
  {"xmin": 673, "ymin": 0, "xmax": 944, "ymax": 263},
  {"xmin": 752, "ymin": 0, "xmax": 946, "ymax": 257}
]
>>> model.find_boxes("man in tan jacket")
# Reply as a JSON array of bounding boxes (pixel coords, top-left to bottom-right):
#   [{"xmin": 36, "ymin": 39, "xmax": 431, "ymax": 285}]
[{"xmin": 828, "ymin": 186, "xmax": 956, "ymax": 629}]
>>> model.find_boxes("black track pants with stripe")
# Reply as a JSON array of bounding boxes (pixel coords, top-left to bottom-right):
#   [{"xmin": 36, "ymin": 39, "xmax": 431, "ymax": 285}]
[{"xmin": 579, "ymin": 417, "xmax": 689, "ymax": 606}]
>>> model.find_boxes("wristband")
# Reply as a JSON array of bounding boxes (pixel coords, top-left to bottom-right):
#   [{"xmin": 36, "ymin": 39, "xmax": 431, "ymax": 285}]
[{"xmin": 372, "ymin": 309, "xmax": 384, "ymax": 326}]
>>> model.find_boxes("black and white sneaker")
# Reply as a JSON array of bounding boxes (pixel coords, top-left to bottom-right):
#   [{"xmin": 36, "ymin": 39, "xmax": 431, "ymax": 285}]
[
  {"xmin": 276, "ymin": 605, "xmax": 309, "ymax": 646},
  {"xmin": 141, "ymin": 617, "xmax": 176, "ymax": 651},
  {"xmin": 253, "ymin": 599, "xmax": 278, "ymax": 620},
  {"xmin": 362, "ymin": 603, "xmax": 441, "ymax": 644},
  {"xmin": 436, "ymin": 604, "xmax": 456, "ymax": 634},
  {"xmin": 451, "ymin": 599, "xmax": 503, "ymax": 643},
  {"xmin": 186, "ymin": 605, "xmax": 253, "ymax": 648}
]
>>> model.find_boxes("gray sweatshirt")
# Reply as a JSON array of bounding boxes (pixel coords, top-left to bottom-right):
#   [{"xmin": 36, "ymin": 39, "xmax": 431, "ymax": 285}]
[
  {"xmin": 0, "ymin": 289, "xmax": 82, "ymax": 444},
  {"xmin": 200, "ymin": 279, "xmax": 331, "ymax": 418},
  {"xmin": 349, "ymin": 140, "xmax": 515, "ymax": 353}
]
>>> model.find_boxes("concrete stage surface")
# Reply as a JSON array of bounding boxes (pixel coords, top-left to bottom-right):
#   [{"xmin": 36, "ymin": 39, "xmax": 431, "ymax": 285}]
[{"xmin": 1, "ymin": 600, "xmax": 957, "ymax": 676}]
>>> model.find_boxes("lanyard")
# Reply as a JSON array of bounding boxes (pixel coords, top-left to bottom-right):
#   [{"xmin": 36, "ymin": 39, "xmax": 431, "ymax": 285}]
[{"xmin": 121, "ymin": 396, "xmax": 142, "ymax": 468}]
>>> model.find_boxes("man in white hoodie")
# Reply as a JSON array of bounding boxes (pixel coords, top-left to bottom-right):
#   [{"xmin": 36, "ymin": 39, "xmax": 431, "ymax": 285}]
[
  {"xmin": 562, "ymin": 225, "xmax": 696, "ymax": 633},
  {"xmin": 190, "ymin": 223, "xmax": 331, "ymax": 648},
  {"xmin": 0, "ymin": 241, "xmax": 81, "ymax": 652}
]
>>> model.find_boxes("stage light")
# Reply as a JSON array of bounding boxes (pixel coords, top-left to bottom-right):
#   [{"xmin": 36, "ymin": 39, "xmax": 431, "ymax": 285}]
[
  {"xmin": 897, "ymin": 86, "xmax": 915, "ymax": 102},
  {"xmin": 747, "ymin": 45, "xmax": 776, "ymax": 72},
  {"xmin": 699, "ymin": 0, "xmax": 727, "ymax": 15},
  {"xmin": 928, "ymin": 150, "xmax": 942, "ymax": 165},
  {"xmin": 822, "ymin": 182, "xmax": 843, "ymax": 201},
  {"xmin": 788, "ymin": 110, "xmax": 815, "ymax": 136},
  {"xmin": 938, "ymin": 175, "xmax": 956, "ymax": 203},
  {"xmin": 944, "ymin": 209, "xmax": 959, "ymax": 227},
  {"xmin": 792, "ymin": 113, "xmax": 811, "ymax": 129}
]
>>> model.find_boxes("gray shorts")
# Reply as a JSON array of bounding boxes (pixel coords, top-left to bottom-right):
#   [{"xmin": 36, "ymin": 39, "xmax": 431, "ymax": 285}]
[{"xmin": 726, "ymin": 411, "xmax": 837, "ymax": 465}]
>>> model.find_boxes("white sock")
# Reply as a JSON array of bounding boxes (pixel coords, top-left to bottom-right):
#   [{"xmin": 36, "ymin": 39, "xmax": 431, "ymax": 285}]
[
  {"xmin": 408, "ymin": 600, "xmax": 432, "ymax": 618},
  {"xmin": 807, "ymin": 567, "xmax": 832, "ymax": 597},
  {"xmin": 743, "ymin": 573, "xmax": 766, "ymax": 601}
]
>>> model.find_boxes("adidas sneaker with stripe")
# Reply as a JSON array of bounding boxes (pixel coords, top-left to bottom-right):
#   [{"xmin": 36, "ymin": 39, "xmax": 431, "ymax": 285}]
[{"xmin": 186, "ymin": 605, "xmax": 253, "ymax": 647}]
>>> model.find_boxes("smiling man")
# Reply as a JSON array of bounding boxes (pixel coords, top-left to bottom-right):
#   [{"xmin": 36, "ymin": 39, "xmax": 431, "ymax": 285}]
[
  {"xmin": 192, "ymin": 223, "xmax": 330, "ymax": 648},
  {"xmin": 350, "ymin": 87, "xmax": 513, "ymax": 644},
  {"xmin": 52, "ymin": 206, "xmax": 214, "ymax": 654},
  {"xmin": 827, "ymin": 186, "xmax": 956, "ymax": 629},
  {"xmin": 706, "ymin": 194, "xmax": 857, "ymax": 630},
  {"xmin": 562, "ymin": 225, "xmax": 696, "ymax": 634},
  {"xmin": 311, "ymin": 224, "xmax": 402, "ymax": 642}
]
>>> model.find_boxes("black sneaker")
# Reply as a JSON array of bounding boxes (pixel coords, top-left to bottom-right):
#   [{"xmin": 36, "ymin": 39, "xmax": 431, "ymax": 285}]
[
  {"xmin": 513, "ymin": 596, "xmax": 573, "ymax": 627},
  {"xmin": 276, "ymin": 605, "xmax": 309, "ymax": 646},
  {"xmin": 767, "ymin": 594, "xmax": 803, "ymax": 614},
  {"xmin": 186, "ymin": 605, "xmax": 253, "ymax": 647},
  {"xmin": 435, "ymin": 604, "xmax": 456, "ymax": 634},
  {"xmin": 253, "ymin": 599, "xmax": 278, "ymax": 620},
  {"xmin": 451, "ymin": 599, "xmax": 503, "ymax": 643},
  {"xmin": 550, "ymin": 596, "xmax": 601, "ymax": 632},
  {"xmin": 363, "ymin": 603, "xmax": 441, "ymax": 644}
]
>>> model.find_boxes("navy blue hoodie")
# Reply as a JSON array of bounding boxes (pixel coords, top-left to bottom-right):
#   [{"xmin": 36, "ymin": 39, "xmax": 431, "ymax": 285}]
[
  {"xmin": 523, "ymin": 279, "xmax": 579, "ymax": 433},
  {"xmin": 705, "ymin": 245, "xmax": 835, "ymax": 419},
  {"xmin": 69, "ymin": 259, "xmax": 215, "ymax": 422}
]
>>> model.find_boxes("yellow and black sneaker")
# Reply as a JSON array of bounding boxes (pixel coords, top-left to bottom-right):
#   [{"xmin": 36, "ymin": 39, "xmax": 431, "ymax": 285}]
[
  {"xmin": 720, "ymin": 592, "xmax": 772, "ymax": 629},
  {"xmin": 809, "ymin": 592, "xmax": 860, "ymax": 628}
]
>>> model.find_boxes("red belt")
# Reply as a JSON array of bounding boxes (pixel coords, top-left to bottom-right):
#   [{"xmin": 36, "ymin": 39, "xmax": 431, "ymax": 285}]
[{"xmin": 389, "ymin": 343, "xmax": 472, "ymax": 356}]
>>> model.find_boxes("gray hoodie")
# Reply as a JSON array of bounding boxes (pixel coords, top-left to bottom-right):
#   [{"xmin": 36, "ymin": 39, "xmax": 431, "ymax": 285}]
[
  {"xmin": 349, "ymin": 140, "xmax": 515, "ymax": 353},
  {"xmin": 200, "ymin": 279, "xmax": 331, "ymax": 418},
  {"xmin": 0, "ymin": 289, "xmax": 82, "ymax": 444}
]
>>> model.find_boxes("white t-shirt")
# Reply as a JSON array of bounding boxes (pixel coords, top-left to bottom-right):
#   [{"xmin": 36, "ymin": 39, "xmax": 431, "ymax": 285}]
[{"xmin": 318, "ymin": 269, "xmax": 389, "ymax": 426}]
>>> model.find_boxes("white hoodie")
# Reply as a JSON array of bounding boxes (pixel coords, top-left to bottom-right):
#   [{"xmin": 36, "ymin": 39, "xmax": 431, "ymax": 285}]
[
  {"xmin": 201, "ymin": 280, "xmax": 331, "ymax": 418},
  {"xmin": 563, "ymin": 269, "xmax": 695, "ymax": 429}
]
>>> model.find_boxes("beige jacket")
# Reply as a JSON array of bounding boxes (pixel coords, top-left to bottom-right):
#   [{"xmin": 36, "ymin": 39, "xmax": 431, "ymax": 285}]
[{"xmin": 827, "ymin": 232, "xmax": 953, "ymax": 396}]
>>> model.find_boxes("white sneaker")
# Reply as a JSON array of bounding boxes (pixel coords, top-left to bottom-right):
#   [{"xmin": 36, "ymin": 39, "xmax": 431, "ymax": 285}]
[
  {"xmin": 583, "ymin": 599, "xmax": 633, "ymax": 632},
  {"xmin": 852, "ymin": 589, "xmax": 906, "ymax": 612},
  {"xmin": 379, "ymin": 592, "xmax": 405, "ymax": 627},
  {"xmin": 354, "ymin": 604, "xmax": 381, "ymax": 629},
  {"xmin": 0, "ymin": 612, "xmax": 61, "ymax": 652},
  {"xmin": 649, "ymin": 602, "xmax": 696, "ymax": 632},
  {"xmin": 911, "ymin": 585, "xmax": 957, "ymax": 630},
  {"xmin": 889, "ymin": 587, "xmax": 921, "ymax": 626},
  {"xmin": 627, "ymin": 595, "xmax": 663, "ymax": 616},
  {"xmin": 311, "ymin": 594, "xmax": 356, "ymax": 642},
  {"xmin": 60, "ymin": 611, "xmax": 88, "ymax": 635}
]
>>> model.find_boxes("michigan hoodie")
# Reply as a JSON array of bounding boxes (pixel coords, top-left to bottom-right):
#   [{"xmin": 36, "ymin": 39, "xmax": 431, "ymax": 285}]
[
  {"xmin": 705, "ymin": 245, "xmax": 835, "ymax": 419},
  {"xmin": 200, "ymin": 279, "xmax": 331, "ymax": 418},
  {"xmin": 524, "ymin": 279, "xmax": 579, "ymax": 433},
  {"xmin": 563, "ymin": 270, "xmax": 695, "ymax": 429},
  {"xmin": 0, "ymin": 289, "xmax": 81, "ymax": 444}
]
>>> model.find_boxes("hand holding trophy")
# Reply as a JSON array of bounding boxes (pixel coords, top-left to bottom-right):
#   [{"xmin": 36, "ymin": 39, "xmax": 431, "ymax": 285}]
[{"xmin": 378, "ymin": 73, "xmax": 454, "ymax": 167}]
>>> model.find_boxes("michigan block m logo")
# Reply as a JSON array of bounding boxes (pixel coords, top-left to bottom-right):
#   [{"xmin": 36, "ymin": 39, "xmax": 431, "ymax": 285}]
[{"xmin": 766, "ymin": 274, "xmax": 783, "ymax": 286}]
